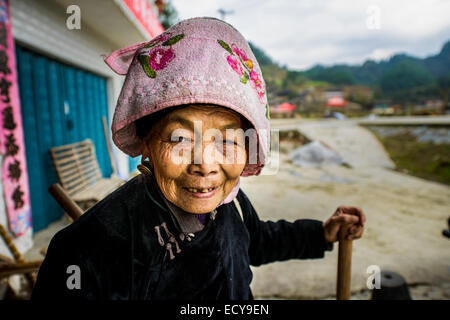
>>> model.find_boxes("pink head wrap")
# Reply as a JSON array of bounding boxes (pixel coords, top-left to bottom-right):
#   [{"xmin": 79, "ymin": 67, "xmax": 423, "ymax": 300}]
[{"xmin": 104, "ymin": 17, "xmax": 271, "ymax": 180}]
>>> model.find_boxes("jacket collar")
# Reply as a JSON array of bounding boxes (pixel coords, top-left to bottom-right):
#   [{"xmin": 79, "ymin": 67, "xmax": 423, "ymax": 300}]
[{"xmin": 144, "ymin": 174, "xmax": 207, "ymax": 234}]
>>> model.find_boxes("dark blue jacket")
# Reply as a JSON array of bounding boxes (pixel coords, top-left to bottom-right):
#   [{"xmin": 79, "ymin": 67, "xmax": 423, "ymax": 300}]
[{"xmin": 32, "ymin": 174, "xmax": 331, "ymax": 300}]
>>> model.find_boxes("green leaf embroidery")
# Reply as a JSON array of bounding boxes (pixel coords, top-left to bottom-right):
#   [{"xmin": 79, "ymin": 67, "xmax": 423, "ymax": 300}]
[
  {"xmin": 238, "ymin": 55, "xmax": 251, "ymax": 72},
  {"xmin": 143, "ymin": 41, "xmax": 159, "ymax": 49},
  {"xmin": 218, "ymin": 40, "xmax": 233, "ymax": 54},
  {"xmin": 138, "ymin": 55, "xmax": 156, "ymax": 78},
  {"xmin": 266, "ymin": 104, "xmax": 270, "ymax": 119},
  {"xmin": 240, "ymin": 71, "xmax": 249, "ymax": 84},
  {"xmin": 163, "ymin": 34, "xmax": 185, "ymax": 46}
]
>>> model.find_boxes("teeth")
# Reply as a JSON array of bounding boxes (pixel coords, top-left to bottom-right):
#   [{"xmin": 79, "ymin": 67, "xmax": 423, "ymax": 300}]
[{"xmin": 187, "ymin": 187, "xmax": 214, "ymax": 193}]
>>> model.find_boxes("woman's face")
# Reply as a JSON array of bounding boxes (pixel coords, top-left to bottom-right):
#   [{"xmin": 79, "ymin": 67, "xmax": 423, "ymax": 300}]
[{"xmin": 142, "ymin": 104, "xmax": 247, "ymax": 214}]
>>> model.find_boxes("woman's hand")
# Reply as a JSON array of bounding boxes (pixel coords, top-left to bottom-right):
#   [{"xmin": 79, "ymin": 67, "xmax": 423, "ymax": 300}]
[{"xmin": 323, "ymin": 206, "xmax": 365, "ymax": 243}]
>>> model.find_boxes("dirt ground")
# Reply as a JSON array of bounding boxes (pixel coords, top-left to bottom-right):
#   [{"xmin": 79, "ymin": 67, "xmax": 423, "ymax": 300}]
[
  {"xmin": 242, "ymin": 153, "xmax": 450, "ymax": 299},
  {"xmin": 242, "ymin": 119, "xmax": 450, "ymax": 299}
]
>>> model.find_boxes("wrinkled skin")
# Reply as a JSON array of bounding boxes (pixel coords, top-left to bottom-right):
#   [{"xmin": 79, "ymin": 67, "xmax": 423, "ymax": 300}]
[{"xmin": 142, "ymin": 104, "xmax": 247, "ymax": 214}]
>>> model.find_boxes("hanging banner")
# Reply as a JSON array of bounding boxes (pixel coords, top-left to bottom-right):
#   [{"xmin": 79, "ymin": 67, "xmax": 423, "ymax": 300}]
[{"xmin": 0, "ymin": 0, "xmax": 31, "ymax": 236}]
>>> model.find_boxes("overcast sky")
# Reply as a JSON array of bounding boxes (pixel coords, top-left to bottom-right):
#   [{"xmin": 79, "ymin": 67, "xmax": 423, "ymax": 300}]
[{"xmin": 171, "ymin": 0, "xmax": 450, "ymax": 70}]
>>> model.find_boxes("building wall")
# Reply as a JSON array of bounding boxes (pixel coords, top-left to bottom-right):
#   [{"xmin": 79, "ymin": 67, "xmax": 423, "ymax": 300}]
[
  {"xmin": 0, "ymin": 0, "xmax": 147, "ymax": 257},
  {"xmin": 9, "ymin": 0, "xmax": 136, "ymax": 180}
]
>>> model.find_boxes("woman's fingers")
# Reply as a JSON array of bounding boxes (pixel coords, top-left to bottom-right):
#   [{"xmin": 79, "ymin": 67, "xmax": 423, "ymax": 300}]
[
  {"xmin": 337, "ymin": 205, "xmax": 366, "ymax": 226},
  {"xmin": 326, "ymin": 207, "xmax": 366, "ymax": 242},
  {"xmin": 331, "ymin": 210, "xmax": 365, "ymax": 241},
  {"xmin": 347, "ymin": 226, "xmax": 364, "ymax": 240},
  {"xmin": 356, "ymin": 209, "xmax": 366, "ymax": 226},
  {"xmin": 350, "ymin": 226, "xmax": 363, "ymax": 235},
  {"xmin": 333, "ymin": 214, "xmax": 360, "ymax": 225}
]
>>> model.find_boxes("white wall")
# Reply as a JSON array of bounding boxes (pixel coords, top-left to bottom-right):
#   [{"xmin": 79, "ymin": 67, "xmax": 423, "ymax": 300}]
[{"xmin": 0, "ymin": 0, "xmax": 146, "ymax": 256}]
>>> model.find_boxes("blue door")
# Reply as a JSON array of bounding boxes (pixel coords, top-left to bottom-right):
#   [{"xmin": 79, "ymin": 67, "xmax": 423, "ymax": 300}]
[{"xmin": 15, "ymin": 44, "xmax": 112, "ymax": 232}]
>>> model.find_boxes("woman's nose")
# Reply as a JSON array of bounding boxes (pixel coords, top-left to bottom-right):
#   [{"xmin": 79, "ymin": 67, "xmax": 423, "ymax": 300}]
[
  {"xmin": 187, "ymin": 162, "xmax": 219, "ymax": 176},
  {"xmin": 187, "ymin": 141, "xmax": 220, "ymax": 176}
]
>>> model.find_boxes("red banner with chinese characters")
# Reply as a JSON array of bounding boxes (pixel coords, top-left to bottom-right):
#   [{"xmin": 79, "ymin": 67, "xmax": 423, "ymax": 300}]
[
  {"xmin": 123, "ymin": 0, "xmax": 164, "ymax": 38},
  {"xmin": 0, "ymin": 0, "xmax": 32, "ymax": 236}
]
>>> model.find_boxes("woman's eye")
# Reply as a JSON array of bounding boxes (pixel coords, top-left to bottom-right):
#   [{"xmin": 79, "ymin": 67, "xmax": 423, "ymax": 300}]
[
  {"xmin": 172, "ymin": 136, "xmax": 191, "ymax": 143},
  {"xmin": 216, "ymin": 139, "xmax": 236, "ymax": 146}
]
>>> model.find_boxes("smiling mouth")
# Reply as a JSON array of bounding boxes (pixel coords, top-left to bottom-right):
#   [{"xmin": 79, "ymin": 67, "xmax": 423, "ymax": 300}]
[{"xmin": 183, "ymin": 186, "xmax": 217, "ymax": 193}]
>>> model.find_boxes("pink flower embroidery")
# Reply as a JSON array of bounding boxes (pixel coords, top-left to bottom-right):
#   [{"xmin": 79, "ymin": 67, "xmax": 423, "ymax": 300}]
[
  {"xmin": 218, "ymin": 39, "xmax": 266, "ymax": 104},
  {"xmin": 138, "ymin": 34, "xmax": 185, "ymax": 78},
  {"xmin": 250, "ymin": 70, "xmax": 266, "ymax": 103},
  {"xmin": 232, "ymin": 43, "xmax": 248, "ymax": 62},
  {"xmin": 249, "ymin": 70, "xmax": 263, "ymax": 90},
  {"xmin": 256, "ymin": 88, "xmax": 265, "ymax": 104},
  {"xmin": 149, "ymin": 47, "xmax": 175, "ymax": 71},
  {"xmin": 227, "ymin": 55, "xmax": 243, "ymax": 76},
  {"xmin": 232, "ymin": 43, "xmax": 254, "ymax": 70}
]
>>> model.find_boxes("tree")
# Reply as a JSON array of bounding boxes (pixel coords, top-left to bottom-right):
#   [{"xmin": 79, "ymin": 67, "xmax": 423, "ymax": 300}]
[
  {"xmin": 438, "ymin": 75, "xmax": 450, "ymax": 113},
  {"xmin": 248, "ymin": 42, "xmax": 277, "ymax": 67},
  {"xmin": 379, "ymin": 61, "xmax": 434, "ymax": 94},
  {"xmin": 158, "ymin": 0, "xmax": 179, "ymax": 30}
]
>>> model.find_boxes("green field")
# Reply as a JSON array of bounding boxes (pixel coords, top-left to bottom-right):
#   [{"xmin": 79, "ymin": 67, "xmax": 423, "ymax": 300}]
[{"xmin": 367, "ymin": 128, "xmax": 450, "ymax": 185}]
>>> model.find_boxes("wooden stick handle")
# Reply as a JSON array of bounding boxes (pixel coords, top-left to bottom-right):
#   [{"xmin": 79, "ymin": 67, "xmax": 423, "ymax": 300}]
[
  {"xmin": 336, "ymin": 224, "xmax": 353, "ymax": 300},
  {"xmin": 48, "ymin": 183, "xmax": 83, "ymax": 221}
]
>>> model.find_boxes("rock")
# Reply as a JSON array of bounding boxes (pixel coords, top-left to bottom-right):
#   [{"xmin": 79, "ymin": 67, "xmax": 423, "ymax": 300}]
[{"xmin": 288, "ymin": 141, "xmax": 343, "ymax": 167}]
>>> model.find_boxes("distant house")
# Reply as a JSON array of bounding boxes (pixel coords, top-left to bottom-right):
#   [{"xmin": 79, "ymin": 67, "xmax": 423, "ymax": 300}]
[
  {"xmin": 270, "ymin": 102, "xmax": 296, "ymax": 118},
  {"xmin": 412, "ymin": 99, "xmax": 444, "ymax": 115},
  {"xmin": 324, "ymin": 90, "xmax": 347, "ymax": 108},
  {"xmin": 343, "ymin": 86, "xmax": 373, "ymax": 103},
  {"xmin": 425, "ymin": 99, "xmax": 444, "ymax": 110},
  {"xmin": 373, "ymin": 100, "xmax": 394, "ymax": 115},
  {"xmin": 325, "ymin": 90, "xmax": 343, "ymax": 99},
  {"xmin": 326, "ymin": 96, "xmax": 348, "ymax": 108}
]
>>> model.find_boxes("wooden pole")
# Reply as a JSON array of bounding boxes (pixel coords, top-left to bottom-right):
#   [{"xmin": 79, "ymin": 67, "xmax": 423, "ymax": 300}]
[
  {"xmin": 0, "ymin": 224, "xmax": 36, "ymax": 285},
  {"xmin": 336, "ymin": 224, "xmax": 353, "ymax": 300},
  {"xmin": 48, "ymin": 183, "xmax": 83, "ymax": 221},
  {"xmin": 102, "ymin": 116, "xmax": 117, "ymax": 176},
  {"xmin": 0, "ymin": 254, "xmax": 15, "ymax": 264},
  {"xmin": 0, "ymin": 224, "xmax": 25, "ymax": 263},
  {"xmin": 0, "ymin": 261, "xmax": 42, "ymax": 278}
]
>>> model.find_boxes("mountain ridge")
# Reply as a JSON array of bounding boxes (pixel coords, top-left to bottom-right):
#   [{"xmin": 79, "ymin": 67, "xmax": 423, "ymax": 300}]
[{"xmin": 249, "ymin": 40, "xmax": 450, "ymax": 103}]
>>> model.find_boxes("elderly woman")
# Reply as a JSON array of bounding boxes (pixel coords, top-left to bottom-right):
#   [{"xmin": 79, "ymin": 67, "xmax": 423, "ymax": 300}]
[{"xmin": 32, "ymin": 18, "xmax": 364, "ymax": 300}]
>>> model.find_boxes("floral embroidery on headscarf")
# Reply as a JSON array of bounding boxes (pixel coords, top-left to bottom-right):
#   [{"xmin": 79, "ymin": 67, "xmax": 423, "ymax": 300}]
[
  {"xmin": 138, "ymin": 34, "xmax": 185, "ymax": 78},
  {"xmin": 218, "ymin": 39, "xmax": 266, "ymax": 105},
  {"xmin": 226, "ymin": 55, "xmax": 243, "ymax": 76}
]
